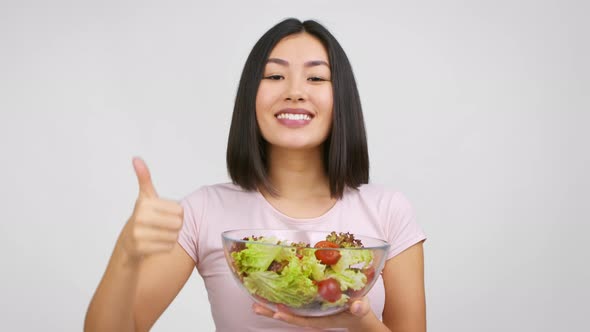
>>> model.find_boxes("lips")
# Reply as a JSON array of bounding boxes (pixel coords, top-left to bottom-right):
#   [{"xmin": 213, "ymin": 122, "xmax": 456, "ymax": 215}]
[
  {"xmin": 274, "ymin": 108, "xmax": 314, "ymax": 128},
  {"xmin": 274, "ymin": 108, "xmax": 314, "ymax": 117}
]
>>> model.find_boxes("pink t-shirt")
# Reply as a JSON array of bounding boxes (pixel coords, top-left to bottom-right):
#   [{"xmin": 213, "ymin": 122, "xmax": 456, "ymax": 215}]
[{"xmin": 178, "ymin": 183, "xmax": 426, "ymax": 332}]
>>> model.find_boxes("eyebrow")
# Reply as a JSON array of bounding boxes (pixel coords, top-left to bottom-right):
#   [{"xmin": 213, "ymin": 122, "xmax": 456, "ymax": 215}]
[{"xmin": 266, "ymin": 58, "xmax": 330, "ymax": 68}]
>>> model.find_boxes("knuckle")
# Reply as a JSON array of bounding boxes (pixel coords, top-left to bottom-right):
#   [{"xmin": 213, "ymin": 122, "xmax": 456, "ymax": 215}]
[
  {"xmin": 133, "ymin": 210, "xmax": 149, "ymax": 224},
  {"xmin": 135, "ymin": 197, "xmax": 147, "ymax": 210},
  {"xmin": 133, "ymin": 213, "xmax": 143, "ymax": 225},
  {"xmin": 134, "ymin": 197, "xmax": 143, "ymax": 209},
  {"xmin": 132, "ymin": 227, "xmax": 143, "ymax": 240},
  {"xmin": 138, "ymin": 197, "xmax": 155, "ymax": 210},
  {"xmin": 137, "ymin": 212, "xmax": 155, "ymax": 226},
  {"xmin": 176, "ymin": 205, "xmax": 184, "ymax": 217},
  {"xmin": 173, "ymin": 217, "xmax": 183, "ymax": 230}
]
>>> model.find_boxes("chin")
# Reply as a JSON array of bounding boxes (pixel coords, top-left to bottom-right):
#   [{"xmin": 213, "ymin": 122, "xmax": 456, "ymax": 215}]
[{"xmin": 269, "ymin": 139, "xmax": 323, "ymax": 151}]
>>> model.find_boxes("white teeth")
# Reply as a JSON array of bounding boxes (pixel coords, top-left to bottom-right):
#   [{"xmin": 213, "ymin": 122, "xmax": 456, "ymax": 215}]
[{"xmin": 276, "ymin": 113, "xmax": 312, "ymax": 120}]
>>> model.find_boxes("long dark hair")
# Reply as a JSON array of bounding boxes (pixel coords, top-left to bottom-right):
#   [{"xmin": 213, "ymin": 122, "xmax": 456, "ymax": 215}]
[{"xmin": 226, "ymin": 18, "xmax": 369, "ymax": 199}]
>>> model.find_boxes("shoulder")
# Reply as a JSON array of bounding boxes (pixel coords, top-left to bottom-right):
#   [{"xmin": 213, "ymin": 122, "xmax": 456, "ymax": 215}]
[
  {"xmin": 180, "ymin": 182, "xmax": 255, "ymax": 206},
  {"xmin": 344, "ymin": 183, "xmax": 415, "ymax": 218},
  {"xmin": 349, "ymin": 183, "xmax": 411, "ymax": 205}
]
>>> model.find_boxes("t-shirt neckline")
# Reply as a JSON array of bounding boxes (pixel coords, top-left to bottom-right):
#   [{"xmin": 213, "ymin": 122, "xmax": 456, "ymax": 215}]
[{"xmin": 255, "ymin": 189, "xmax": 344, "ymax": 225}]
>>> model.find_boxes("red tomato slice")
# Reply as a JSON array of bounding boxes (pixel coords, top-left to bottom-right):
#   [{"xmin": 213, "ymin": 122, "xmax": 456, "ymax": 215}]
[
  {"xmin": 314, "ymin": 241, "xmax": 341, "ymax": 265},
  {"xmin": 314, "ymin": 241, "xmax": 339, "ymax": 249}
]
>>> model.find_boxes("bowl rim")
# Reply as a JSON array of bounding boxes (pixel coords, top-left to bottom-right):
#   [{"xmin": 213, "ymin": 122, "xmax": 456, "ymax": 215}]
[{"xmin": 221, "ymin": 228, "xmax": 391, "ymax": 250}]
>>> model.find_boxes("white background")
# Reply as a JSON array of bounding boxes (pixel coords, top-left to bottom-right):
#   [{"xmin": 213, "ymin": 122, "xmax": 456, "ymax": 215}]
[{"xmin": 1, "ymin": 0, "xmax": 588, "ymax": 331}]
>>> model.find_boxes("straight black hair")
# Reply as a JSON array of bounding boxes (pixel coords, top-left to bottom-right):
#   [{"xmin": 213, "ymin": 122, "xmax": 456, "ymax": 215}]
[{"xmin": 226, "ymin": 18, "xmax": 369, "ymax": 199}]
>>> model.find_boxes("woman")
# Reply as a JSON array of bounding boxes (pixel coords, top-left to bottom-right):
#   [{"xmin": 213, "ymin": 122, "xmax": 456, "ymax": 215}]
[{"xmin": 85, "ymin": 18, "xmax": 426, "ymax": 332}]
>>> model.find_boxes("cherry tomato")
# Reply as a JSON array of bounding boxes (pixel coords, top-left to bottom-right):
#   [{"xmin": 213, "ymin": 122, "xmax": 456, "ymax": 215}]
[
  {"xmin": 314, "ymin": 241, "xmax": 341, "ymax": 265},
  {"xmin": 314, "ymin": 241, "xmax": 338, "ymax": 248},
  {"xmin": 317, "ymin": 278, "xmax": 342, "ymax": 302},
  {"xmin": 363, "ymin": 266, "xmax": 376, "ymax": 283}
]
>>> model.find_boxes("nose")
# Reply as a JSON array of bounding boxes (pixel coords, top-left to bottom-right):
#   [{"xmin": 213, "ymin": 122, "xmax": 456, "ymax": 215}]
[{"xmin": 284, "ymin": 77, "xmax": 306, "ymax": 102}]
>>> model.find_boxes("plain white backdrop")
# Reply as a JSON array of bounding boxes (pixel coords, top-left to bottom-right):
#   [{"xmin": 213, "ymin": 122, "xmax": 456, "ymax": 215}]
[{"xmin": 1, "ymin": 0, "xmax": 588, "ymax": 331}]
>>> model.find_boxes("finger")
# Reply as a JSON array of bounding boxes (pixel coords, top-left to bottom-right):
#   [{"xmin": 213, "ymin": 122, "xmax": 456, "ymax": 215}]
[
  {"xmin": 275, "ymin": 303, "xmax": 296, "ymax": 315},
  {"xmin": 272, "ymin": 311, "xmax": 312, "ymax": 328},
  {"xmin": 132, "ymin": 157, "xmax": 158, "ymax": 198},
  {"xmin": 252, "ymin": 303, "xmax": 275, "ymax": 318},
  {"xmin": 349, "ymin": 297, "xmax": 371, "ymax": 317},
  {"xmin": 135, "ymin": 212, "xmax": 183, "ymax": 231},
  {"xmin": 273, "ymin": 303, "xmax": 362, "ymax": 329},
  {"xmin": 133, "ymin": 226, "xmax": 180, "ymax": 243},
  {"xmin": 150, "ymin": 199, "xmax": 184, "ymax": 217},
  {"xmin": 135, "ymin": 197, "xmax": 183, "ymax": 218}
]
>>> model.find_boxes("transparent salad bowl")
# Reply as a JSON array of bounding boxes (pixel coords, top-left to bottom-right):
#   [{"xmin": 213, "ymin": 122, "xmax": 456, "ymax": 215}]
[{"xmin": 221, "ymin": 229, "xmax": 390, "ymax": 317}]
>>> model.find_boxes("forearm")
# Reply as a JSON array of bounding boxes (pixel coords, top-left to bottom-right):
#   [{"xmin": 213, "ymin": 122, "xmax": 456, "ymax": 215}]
[{"xmin": 84, "ymin": 236, "xmax": 141, "ymax": 332}]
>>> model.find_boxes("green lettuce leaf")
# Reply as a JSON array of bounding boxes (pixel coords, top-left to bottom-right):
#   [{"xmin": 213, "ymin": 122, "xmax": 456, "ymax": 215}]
[
  {"xmin": 243, "ymin": 258, "xmax": 318, "ymax": 307},
  {"xmin": 300, "ymin": 249, "xmax": 326, "ymax": 281},
  {"xmin": 331, "ymin": 249, "xmax": 373, "ymax": 273},
  {"xmin": 231, "ymin": 237, "xmax": 283, "ymax": 274},
  {"xmin": 325, "ymin": 268, "xmax": 367, "ymax": 291},
  {"xmin": 321, "ymin": 293, "xmax": 350, "ymax": 309}
]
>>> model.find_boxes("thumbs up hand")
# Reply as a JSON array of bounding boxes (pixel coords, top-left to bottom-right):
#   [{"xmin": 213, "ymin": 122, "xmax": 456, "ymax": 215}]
[{"xmin": 120, "ymin": 157, "xmax": 184, "ymax": 261}]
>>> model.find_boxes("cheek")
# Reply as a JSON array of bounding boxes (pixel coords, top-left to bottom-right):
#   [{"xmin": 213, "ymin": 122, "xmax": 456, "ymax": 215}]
[
  {"xmin": 256, "ymin": 83, "xmax": 280, "ymax": 113},
  {"xmin": 320, "ymin": 91, "xmax": 334, "ymax": 134},
  {"xmin": 255, "ymin": 84, "xmax": 278, "ymax": 135},
  {"xmin": 313, "ymin": 87, "xmax": 334, "ymax": 118},
  {"xmin": 255, "ymin": 89, "xmax": 265, "ymax": 118}
]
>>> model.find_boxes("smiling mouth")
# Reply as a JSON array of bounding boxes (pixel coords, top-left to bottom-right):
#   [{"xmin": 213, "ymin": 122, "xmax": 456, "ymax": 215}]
[
  {"xmin": 274, "ymin": 110, "xmax": 314, "ymax": 128},
  {"xmin": 276, "ymin": 113, "xmax": 312, "ymax": 121}
]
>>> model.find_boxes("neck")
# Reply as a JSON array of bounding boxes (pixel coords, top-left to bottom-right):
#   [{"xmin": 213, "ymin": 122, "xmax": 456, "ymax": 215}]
[{"xmin": 263, "ymin": 146, "xmax": 331, "ymax": 200}]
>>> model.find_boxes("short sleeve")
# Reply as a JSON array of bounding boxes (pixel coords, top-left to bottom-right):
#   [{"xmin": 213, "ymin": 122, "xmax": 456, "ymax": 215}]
[
  {"xmin": 177, "ymin": 187, "xmax": 208, "ymax": 264},
  {"xmin": 385, "ymin": 192, "xmax": 427, "ymax": 260}
]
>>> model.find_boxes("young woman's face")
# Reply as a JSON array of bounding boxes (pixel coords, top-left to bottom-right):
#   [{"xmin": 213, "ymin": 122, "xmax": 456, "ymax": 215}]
[{"xmin": 256, "ymin": 32, "xmax": 333, "ymax": 151}]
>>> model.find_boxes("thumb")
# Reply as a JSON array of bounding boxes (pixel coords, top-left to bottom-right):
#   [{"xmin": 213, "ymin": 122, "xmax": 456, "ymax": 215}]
[
  {"xmin": 132, "ymin": 157, "xmax": 158, "ymax": 198},
  {"xmin": 350, "ymin": 297, "xmax": 371, "ymax": 317}
]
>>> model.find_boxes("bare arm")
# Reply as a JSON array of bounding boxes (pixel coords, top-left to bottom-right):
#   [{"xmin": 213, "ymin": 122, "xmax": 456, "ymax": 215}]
[
  {"xmin": 84, "ymin": 233, "xmax": 194, "ymax": 332},
  {"xmin": 84, "ymin": 158, "xmax": 196, "ymax": 332},
  {"xmin": 381, "ymin": 241, "xmax": 427, "ymax": 332},
  {"xmin": 134, "ymin": 243, "xmax": 195, "ymax": 331}
]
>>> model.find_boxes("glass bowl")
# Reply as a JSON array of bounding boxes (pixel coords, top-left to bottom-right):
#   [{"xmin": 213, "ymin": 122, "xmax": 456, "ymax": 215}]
[{"xmin": 221, "ymin": 229, "xmax": 390, "ymax": 317}]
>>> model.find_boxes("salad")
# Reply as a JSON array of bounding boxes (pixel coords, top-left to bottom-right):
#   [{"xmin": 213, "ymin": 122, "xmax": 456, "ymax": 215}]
[{"xmin": 229, "ymin": 232, "xmax": 376, "ymax": 309}]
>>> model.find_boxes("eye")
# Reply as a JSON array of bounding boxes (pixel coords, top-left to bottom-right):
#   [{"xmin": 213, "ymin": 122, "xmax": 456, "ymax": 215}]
[
  {"xmin": 308, "ymin": 76, "xmax": 329, "ymax": 82},
  {"xmin": 264, "ymin": 75, "xmax": 284, "ymax": 80}
]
